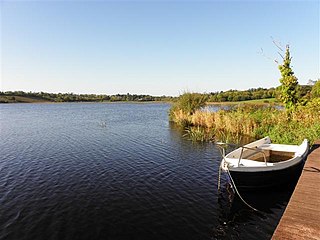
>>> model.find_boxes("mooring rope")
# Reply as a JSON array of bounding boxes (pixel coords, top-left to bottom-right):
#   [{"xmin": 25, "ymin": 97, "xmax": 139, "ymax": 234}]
[
  {"xmin": 217, "ymin": 163, "xmax": 222, "ymax": 191},
  {"xmin": 216, "ymin": 144, "xmax": 225, "ymax": 192},
  {"xmin": 225, "ymin": 167, "xmax": 259, "ymax": 212},
  {"xmin": 215, "ymin": 142, "xmax": 260, "ymax": 212}
]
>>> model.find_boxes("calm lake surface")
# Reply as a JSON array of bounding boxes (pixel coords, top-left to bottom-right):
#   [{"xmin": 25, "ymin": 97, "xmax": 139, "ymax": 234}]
[{"xmin": 0, "ymin": 103, "xmax": 294, "ymax": 240}]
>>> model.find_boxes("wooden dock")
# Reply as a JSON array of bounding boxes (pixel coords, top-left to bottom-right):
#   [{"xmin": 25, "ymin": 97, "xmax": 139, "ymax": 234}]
[{"xmin": 272, "ymin": 140, "xmax": 320, "ymax": 240}]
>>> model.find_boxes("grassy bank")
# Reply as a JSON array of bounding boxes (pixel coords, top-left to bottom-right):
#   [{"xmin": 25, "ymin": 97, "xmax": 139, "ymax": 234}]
[
  {"xmin": 207, "ymin": 98, "xmax": 279, "ymax": 105},
  {"xmin": 170, "ymin": 94, "xmax": 320, "ymax": 145}
]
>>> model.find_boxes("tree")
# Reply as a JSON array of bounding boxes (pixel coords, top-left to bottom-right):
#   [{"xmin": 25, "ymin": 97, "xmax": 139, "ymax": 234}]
[
  {"xmin": 311, "ymin": 80, "xmax": 320, "ymax": 98},
  {"xmin": 278, "ymin": 45, "xmax": 299, "ymax": 113}
]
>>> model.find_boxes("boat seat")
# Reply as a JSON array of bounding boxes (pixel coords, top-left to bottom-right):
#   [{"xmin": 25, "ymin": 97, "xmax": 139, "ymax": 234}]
[{"xmin": 258, "ymin": 144, "xmax": 298, "ymax": 152}]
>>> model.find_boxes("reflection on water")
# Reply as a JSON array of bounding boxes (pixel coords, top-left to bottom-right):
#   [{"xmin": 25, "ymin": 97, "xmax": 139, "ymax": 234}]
[
  {"xmin": 0, "ymin": 103, "xmax": 293, "ymax": 240},
  {"xmin": 211, "ymin": 179, "xmax": 295, "ymax": 239}
]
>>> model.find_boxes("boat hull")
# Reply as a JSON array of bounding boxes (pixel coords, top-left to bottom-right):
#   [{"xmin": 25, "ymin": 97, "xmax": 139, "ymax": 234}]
[{"xmin": 228, "ymin": 159, "xmax": 305, "ymax": 189}]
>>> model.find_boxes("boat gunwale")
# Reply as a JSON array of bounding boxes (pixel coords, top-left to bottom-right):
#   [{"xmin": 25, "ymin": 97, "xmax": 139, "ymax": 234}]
[{"xmin": 222, "ymin": 137, "xmax": 309, "ymax": 172}]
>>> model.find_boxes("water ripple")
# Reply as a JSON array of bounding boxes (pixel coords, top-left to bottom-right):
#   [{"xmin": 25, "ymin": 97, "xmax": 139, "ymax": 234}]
[{"xmin": 0, "ymin": 103, "xmax": 293, "ymax": 240}]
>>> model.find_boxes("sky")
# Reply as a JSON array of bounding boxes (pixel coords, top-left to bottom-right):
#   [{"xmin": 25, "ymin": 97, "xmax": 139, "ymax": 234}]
[{"xmin": 1, "ymin": 0, "xmax": 319, "ymax": 96}]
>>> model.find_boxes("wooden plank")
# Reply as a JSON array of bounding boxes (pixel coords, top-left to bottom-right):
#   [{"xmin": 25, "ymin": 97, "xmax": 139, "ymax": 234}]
[{"xmin": 272, "ymin": 140, "xmax": 320, "ymax": 240}]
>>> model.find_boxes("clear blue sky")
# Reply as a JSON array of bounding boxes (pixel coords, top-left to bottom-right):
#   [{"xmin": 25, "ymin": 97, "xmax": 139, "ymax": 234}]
[{"xmin": 1, "ymin": 0, "xmax": 319, "ymax": 96}]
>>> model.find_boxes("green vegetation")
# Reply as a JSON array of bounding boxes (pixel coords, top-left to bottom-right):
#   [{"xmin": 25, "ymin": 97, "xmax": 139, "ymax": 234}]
[
  {"xmin": 1, "ymin": 85, "xmax": 312, "ymax": 104},
  {"xmin": 169, "ymin": 46, "xmax": 319, "ymax": 145},
  {"xmin": 0, "ymin": 95, "xmax": 48, "ymax": 103},
  {"xmin": 208, "ymin": 98, "xmax": 278, "ymax": 105},
  {"xmin": 184, "ymin": 126, "xmax": 215, "ymax": 142},
  {"xmin": 208, "ymin": 88, "xmax": 276, "ymax": 102},
  {"xmin": 170, "ymin": 101, "xmax": 320, "ymax": 145},
  {"xmin": 207, "ymin": 85, "xmax": 311, "ymax": 103},
  {"xmin": 0, "ymin": 91, "xmax": 174, "ymax": 103},
  {"xmin": 278, "ymin": 45, "xmax": 299, "ymax": 113},
  {"xmin": 170, "ymin": 92, "xmax": 207, "ymax": 114},
  {"xmin": 169, "ymin": 93, "xmax": 208, "ymax": 127},
  {"xmin": 311, "ymin": 80, "xmax": 320, "ymax": 98}
]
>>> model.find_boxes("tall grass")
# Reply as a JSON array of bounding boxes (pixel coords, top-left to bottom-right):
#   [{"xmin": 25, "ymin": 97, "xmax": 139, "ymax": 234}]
[
  {"xmin": 171, "ymin": 98, "xmax": 320, "ymax": 144},
  {"xmin": 169, "ymin": 92, "xmax": 207, "ymax": 124},
  {"xmin": 184, "ymin": 126, "xmax": 215, "ymax": 142}
]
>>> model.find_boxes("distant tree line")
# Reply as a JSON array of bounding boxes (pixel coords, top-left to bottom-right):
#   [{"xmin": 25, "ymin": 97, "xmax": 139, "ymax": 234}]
[
  {"xmin": 207, "ymin": 85, "xmax": 312, "ymax": 102},
  {"xmin": 0, "ymin": 85, "xmax": 314, "ymax": 104},
  {"xmin": 207, "ymin": 88, "xmax": 276, "ymax": 102},
  {"xmin": 0, "ymin": 91, "xmax": 174, "ymax": 103}
]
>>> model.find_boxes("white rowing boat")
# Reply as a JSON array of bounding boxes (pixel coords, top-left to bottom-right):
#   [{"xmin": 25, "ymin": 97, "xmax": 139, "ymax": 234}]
[{"xmin": 220, "ymin": 137, "xmax": 309, "ymax": 189}]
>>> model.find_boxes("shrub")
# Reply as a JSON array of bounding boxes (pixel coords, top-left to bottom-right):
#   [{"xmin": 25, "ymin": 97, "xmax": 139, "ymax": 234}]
[
  {"xmin": 278, "ymin": 45, "xmax": 299, "ymax": 113},
  {"xmin": 169, "ymin": 92, "xmax": 208, "ymax": 123},
  {"xmin": 311, "ymin": 80, "xmax": 320, "ymax": 98}
]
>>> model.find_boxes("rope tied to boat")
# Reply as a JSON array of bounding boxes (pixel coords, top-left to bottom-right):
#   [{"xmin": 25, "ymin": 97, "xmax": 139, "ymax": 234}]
[
  {"xmin": 225, "ymin": 167, "xmax": 259, "ymax": 212},
  {"xmin": 216, "ymin": 142, "xmax": 260, "ymax": 212}
]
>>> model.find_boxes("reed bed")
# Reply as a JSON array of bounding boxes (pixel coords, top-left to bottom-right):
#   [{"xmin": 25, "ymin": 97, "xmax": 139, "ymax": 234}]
[{"xmin": 171, "ymin": 100, "xmax": 320, "ymax": 144}]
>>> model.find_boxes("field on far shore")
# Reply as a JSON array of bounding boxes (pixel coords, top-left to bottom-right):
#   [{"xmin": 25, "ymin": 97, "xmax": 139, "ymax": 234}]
[
  {"xmin": 0, "ymin": 95, "xmax": 49, "ymax": 103},
  {"xmin": 207, "ymin": 98, "xmax": 278, "ymax": 105}
]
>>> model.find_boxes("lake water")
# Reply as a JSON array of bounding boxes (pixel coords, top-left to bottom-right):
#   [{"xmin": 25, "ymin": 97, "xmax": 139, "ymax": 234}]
[{"xmin": 0, "ymin": 103, "xmax": 294, "ymax": 240}]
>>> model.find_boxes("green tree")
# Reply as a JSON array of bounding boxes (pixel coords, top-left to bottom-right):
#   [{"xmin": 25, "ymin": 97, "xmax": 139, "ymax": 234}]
[
  {"xmin": 278, "ymin": 45, "xmax": 299, "ymax": 112},
  {"xmin": 311, "ymin": 80, "xmax": 320, "ymax": 98}
]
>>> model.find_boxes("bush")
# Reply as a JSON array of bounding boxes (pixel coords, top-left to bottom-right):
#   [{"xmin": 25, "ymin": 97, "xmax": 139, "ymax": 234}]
[
  {"xmin": 169, "ymin": 92, "xmax": 208, "ymax": 123},
  {"xmin": 311, "ymin": 80, "xmax": 320, "ymax": 98}
]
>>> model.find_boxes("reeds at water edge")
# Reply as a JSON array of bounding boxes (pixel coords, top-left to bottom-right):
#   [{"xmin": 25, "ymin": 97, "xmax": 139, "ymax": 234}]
[{"xmin": 171, "ymin": 101, "xmax": 320, "ymax": 145}]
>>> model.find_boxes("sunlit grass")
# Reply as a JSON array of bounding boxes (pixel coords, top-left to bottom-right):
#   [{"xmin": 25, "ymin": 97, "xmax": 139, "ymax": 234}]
[
  {"xmin": 207, "ymin": 98, "xmax": 279, "ymax": 105},
  {"xmin": 171, "ymin": 98, "xmax": 320, "ymax": 144}
]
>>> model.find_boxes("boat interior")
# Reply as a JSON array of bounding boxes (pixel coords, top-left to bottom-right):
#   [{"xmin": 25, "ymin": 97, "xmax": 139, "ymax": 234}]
[
  {"xmin": 242, "ymin": 149, "xmax": 294, "ymax": 163},
  {"xmin": 224, "ymin": 138, "xmax": 308, "ymax": 167},
  {"xmin": 227, "ymin": 143, "xmax": 299, "ymax": 163}
]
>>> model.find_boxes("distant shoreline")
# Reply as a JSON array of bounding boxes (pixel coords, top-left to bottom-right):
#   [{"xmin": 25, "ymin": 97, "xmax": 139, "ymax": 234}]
[
  {"xmin": 0, "ymin": 98, "xmax": 173, "ymax": 104},
  {"xmin": 0, "ymin": 95, "xmax": 278, "ymax": 106},
  {"xmin": 0, "ymin": 93, "xmax": 174, "ymax": 104}
]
